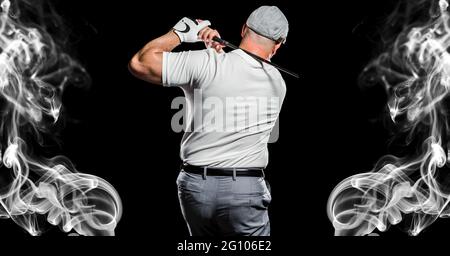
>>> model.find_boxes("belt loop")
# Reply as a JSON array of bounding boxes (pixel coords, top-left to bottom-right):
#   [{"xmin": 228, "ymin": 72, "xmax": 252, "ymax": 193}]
[
  {"xmin": 232, "ymin": 168, "xmax": 236, "ymax": 181},
  {"xmin": 202, "ymin": 167, "xmax": 207, "ymax": 180},
  {"xmin": 262, "ymin": 169, "xmax": 265, "ymax": 179}
]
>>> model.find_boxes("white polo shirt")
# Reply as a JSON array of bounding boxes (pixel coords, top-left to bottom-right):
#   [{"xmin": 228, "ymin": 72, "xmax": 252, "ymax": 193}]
[{"xmin": 162, "ymin": 48, "xmax": 286, "ymax": 168}]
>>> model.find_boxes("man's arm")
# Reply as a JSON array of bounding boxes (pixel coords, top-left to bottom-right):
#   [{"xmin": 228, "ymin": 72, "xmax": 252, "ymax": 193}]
[
  {"xmin": 129, "ymin": 17, "xmax": 224, "ymax": 85},
  {"xmin": 129, "ymin": 30, "xmax": 180, "ymax": 85}
]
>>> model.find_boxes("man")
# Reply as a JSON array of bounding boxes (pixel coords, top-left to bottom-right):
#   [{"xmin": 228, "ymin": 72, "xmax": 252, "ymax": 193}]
[{"xmin": 129, "ymin": 6, "xmax": 288, "ymax": 236}]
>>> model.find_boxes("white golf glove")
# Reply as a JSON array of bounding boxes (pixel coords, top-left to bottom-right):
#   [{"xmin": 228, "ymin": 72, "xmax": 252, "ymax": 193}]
[{"xmin": 173, "ymin": 17, "xmax": 211, "ymax": 43}]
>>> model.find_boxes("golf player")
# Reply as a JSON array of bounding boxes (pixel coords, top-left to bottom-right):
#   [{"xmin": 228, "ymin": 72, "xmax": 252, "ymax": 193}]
[{"xmin": 129, "ymin": 6, "xmax": 288, "ymax": 236}]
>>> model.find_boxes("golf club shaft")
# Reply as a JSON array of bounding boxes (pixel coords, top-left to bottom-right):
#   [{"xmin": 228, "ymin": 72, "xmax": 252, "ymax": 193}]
[{"xmin": 212, "ymin": 37, "xmax": 299, "ymax": 79}]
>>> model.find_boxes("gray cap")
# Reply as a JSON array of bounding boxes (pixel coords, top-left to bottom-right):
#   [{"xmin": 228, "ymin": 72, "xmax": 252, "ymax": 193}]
[{"xmin": 246, "ymin": 6, "xmax": 289, "ymax": 44}]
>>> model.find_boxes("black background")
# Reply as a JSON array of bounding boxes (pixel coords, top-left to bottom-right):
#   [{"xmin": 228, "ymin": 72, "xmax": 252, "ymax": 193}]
[{"xmin": 2, "ymin": 0, "xmax": 449, "ymax": 252}]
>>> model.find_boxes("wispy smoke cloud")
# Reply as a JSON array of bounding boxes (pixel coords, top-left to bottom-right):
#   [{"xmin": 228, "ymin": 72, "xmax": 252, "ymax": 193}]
[
  {"xmin": 327, "ymin": 0, "xmax": 450, "ymax": 236},
  {"xmin": 0, "ymin": 0, "xmax": 122, "ymax": 235}
]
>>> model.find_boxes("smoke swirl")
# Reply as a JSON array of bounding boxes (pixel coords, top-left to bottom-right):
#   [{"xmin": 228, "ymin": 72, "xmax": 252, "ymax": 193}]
[
  {"xmin": 328, "ymin": 0, "xmax": 450, "ymax": 236},
  {"xmin": 0, "ymin": 0, "xmax": 122, "ymax": 235}
]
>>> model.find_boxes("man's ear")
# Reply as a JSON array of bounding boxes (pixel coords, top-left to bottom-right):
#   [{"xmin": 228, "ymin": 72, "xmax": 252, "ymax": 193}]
[
  {"xmin": 271, "ymin": 43, "xmax": 282, "ymax": 57},
  {"xmin": 241, "ymin": 24, "xmax": 247, "ymax": 38}
]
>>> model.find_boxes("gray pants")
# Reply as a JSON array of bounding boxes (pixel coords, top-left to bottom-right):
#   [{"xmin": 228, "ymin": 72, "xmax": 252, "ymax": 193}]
[{"xmin": 176, "ymin": 170, "xmax": 271, "ymax": 236}]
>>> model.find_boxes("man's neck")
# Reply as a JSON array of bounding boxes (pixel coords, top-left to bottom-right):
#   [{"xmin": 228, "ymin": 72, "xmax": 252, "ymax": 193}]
[{"xmin": 239, "ymin": 40, "xmax": 271, "ymax": 60}]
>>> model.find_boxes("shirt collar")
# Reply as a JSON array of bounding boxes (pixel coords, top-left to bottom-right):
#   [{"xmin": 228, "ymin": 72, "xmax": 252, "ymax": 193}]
[{"xmin": 232, "ymin": 49, "xmax": 268, "ymax": 68}]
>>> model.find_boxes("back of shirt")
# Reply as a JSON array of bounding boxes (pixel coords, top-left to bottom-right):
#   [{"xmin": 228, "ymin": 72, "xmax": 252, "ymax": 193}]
[{"xmin": 162, "ymin": 48, "xmax": 286, "ymax": 168}]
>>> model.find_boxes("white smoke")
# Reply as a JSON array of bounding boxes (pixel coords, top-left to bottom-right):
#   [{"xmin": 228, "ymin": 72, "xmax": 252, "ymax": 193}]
[
  {"xmin": 0, "ymin": 0, "xmax": 122, "ymax": 235},
  {"xmin": 327, "ymin": 0, "xmax": 450, "ymax": 236}
]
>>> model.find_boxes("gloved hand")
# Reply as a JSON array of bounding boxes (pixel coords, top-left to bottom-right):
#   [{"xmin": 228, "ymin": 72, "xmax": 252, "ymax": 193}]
[{"xmin": 173, "ymin": 17, "xmax": 211, "ymax": 43}]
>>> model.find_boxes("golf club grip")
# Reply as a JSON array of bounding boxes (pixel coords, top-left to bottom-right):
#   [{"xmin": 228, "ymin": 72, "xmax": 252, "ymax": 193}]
[{"xmin": 212, "ymin": 37, "xmax": 299, "ymax": 79}]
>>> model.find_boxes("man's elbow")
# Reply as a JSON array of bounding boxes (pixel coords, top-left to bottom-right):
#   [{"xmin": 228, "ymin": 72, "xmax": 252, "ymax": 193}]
[
  {"xmin": 128, "ymin": 54, "xmax": 162, "ymax": 85},
  {"xmin": 128, "ymin": 56, "xmax": 144, "ymax": 78}
]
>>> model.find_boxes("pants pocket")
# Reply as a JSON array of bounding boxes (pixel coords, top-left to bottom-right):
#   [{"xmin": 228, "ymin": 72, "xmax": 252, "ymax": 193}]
[
  {"xmin": 176, "ymin": 171, "xmax": 205, "ymax": 193},
  {"xmin": 255, "ymin": 192, "xmax": 272, "ymax": 209},
  {"xmin": 228, "ymin": 193, "xmax": 271, "ymax": 235}
]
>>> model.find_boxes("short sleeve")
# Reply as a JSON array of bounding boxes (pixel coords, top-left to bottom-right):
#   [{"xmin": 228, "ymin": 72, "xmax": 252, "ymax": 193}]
[{"xmin": 162, "ymin": 49, "xmax": 213, "ymax": 88}]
